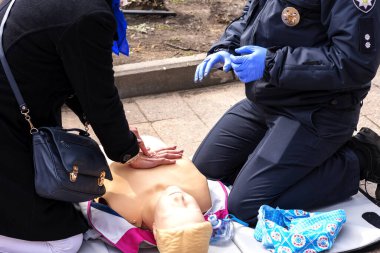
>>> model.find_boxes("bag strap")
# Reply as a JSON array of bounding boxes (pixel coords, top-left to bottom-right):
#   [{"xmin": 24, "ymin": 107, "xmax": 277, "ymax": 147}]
[
  {"xmin": 0, "ymin": 0, "xmax": 24, "ymax": 108},
  {"xmin": 0, "ymin": 0, "xmax": 89, "ymax": 135},
  {"xmin": 0, "ymin": 0, "xmax": 37, "ymax": 134}
]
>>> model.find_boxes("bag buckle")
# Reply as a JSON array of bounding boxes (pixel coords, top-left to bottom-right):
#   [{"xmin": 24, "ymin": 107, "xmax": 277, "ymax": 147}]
[
  {"xmin": 98, "ymin": 171, "xmax": 106, "ymax": 186},
  {"xmin": 70, "ymin": 165, "xmax": 79, "ymax": 182}
]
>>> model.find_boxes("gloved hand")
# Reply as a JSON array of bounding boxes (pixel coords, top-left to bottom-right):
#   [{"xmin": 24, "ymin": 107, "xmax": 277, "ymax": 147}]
[
  {"xmin": 230, "ymin": 46, "xmax": 267, "ymax": 83},
  {"xmin": 194, "ymin": 51, "xmax": 232, "ymax": 83}
]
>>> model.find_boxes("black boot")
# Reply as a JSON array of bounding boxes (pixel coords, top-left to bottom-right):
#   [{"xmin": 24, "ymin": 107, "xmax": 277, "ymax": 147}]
[{"xmin": 350, "ymin": 127, "xmax": 380, "ymax": 183}]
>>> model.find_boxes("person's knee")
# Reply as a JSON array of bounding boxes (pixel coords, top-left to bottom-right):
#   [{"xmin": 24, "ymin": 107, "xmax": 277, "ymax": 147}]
[{"xmin": 227, "ymin": 190, "xmax": 261, "ymax": 225}]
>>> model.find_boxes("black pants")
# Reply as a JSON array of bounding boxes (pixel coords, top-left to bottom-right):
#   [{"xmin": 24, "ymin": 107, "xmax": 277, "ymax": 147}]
[{"xmin": 193, "ymin": 99, "xmax": 361, "ymax": 224}]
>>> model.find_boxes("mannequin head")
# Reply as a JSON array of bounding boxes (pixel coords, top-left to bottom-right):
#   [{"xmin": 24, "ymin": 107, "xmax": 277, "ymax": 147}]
[
  {"xmin": 152, "ymin": 186, "xmax": 212, "ymax": 253},
  {"xmin": 153, "ymin": 186, "xmax": 205, "ymax": 230}
]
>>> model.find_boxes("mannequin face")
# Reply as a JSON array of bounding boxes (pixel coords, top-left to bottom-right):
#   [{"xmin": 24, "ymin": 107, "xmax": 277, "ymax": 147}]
[{"xmin": 153, "ymin": 186, "xmax": 205, "ymax": 230}]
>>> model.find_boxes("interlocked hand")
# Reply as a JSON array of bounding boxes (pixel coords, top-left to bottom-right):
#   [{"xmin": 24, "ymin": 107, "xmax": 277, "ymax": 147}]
[
  {"xmin": 129, "ymin": 146, "xmax": 184, "ymax": 169},
  {"xmin": 194, "ymin": 51, "xmax": 232, "ymax": 82},
  {"xmin": 230, "ymin": 46, "xmax": 267, "ymax": 83}
]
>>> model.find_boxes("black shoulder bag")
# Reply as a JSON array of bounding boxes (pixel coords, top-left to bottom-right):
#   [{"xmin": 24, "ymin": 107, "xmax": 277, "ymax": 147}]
[{"xmin": 0, "ymin": 0, "xmax": 112, "ymax": 202}]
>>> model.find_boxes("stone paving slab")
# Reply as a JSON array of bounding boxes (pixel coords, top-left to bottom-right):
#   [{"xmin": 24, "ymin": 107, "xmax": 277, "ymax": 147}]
[
  {"xmin": 181, "ymin": 84, "xmax": 245, "ymax": 128},
  {"xmin": 135, "ymin": 93, "xmax": 195, "ymax": 122}
]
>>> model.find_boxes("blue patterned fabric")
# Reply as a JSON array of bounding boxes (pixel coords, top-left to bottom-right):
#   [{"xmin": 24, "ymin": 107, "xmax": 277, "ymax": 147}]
[
  {"xmin": 254, "ymin": 205, "xmax": 346, "ymax": 253},
  {"xmin": 111, "ymin": 0, "xmax": 129, "ymax": 56}
]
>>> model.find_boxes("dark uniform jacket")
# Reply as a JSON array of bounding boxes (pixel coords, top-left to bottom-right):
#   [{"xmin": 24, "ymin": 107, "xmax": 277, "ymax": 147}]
[
  {"xmin": 210, "ymin": 0, "xmax": 380, "ymax": 107},
  {"xmin": 0, "ymin": 0, "xmax": 139, "ymax": 241}
]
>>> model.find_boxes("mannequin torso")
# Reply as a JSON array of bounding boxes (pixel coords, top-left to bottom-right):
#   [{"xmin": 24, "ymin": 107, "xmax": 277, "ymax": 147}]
[{"xmin": 103, "ymin": 158, "xmax": 212, "ymax": 230}]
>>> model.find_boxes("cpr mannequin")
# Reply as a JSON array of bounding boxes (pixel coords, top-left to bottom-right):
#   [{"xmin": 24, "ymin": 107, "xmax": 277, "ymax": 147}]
[{"xmin": 86, "ymin": 136, "xmax": 229, "ymax": 253}]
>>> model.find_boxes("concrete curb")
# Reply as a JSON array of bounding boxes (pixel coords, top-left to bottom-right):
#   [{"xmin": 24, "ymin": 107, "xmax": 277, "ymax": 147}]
[{"xmin": 113, "ymin": 53, "xmax": 236, "ymax": 98}]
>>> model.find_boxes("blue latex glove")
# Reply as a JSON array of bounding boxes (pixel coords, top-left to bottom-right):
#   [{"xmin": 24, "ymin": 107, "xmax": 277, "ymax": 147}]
[
  {"xmin": 230, "ymin": 46, "xmax": 267, "ymax": 83},
  {"xmin": 194, "ymin": 51, "xmax": 232, "ymax": 83}
]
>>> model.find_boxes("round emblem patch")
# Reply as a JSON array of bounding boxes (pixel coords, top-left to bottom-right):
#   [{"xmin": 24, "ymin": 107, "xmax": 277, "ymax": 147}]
[{"xmin": 281, "ymin": 7, "xmax": 300, "ymax": 27}]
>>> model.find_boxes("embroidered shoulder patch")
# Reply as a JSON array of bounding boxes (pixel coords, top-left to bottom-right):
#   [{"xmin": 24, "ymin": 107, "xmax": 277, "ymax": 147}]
[{"xmin": 353, "ymin": 0, "xmax": 377, "ymax": 13}]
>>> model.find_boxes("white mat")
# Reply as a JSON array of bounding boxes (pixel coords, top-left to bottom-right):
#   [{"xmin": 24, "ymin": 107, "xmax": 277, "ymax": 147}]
[
  {"xmin": 79, "ymin": 191, "xmax": 380, "ymax": 253},
  {"xmin": 233, "ymin": 191, "xmax": 380, "ymax": 253},
  {"xmin": 79, "ymin": 238, "xmax": 241, "ymax": 253}
]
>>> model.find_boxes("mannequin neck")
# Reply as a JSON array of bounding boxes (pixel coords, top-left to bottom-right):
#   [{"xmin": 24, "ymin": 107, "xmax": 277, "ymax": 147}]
[{"xmin": 141, "ymin": 191, "xmax": 162, "ymax": 230}]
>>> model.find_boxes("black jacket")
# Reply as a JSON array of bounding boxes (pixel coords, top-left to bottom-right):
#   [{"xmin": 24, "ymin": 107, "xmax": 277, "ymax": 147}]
[
  {"xmin": 211, "ymin": 0, "xmax": 380, "ymax": 107},
  {"xmin": 0, "ymin": 0, "xmax": 139, "ymax": 240}
]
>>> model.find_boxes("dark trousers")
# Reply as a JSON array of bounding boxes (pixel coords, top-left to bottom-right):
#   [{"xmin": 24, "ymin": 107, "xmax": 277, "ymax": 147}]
[{"xmin": 193, "ymin": 99, "xmax": 361, "ymax": 224}]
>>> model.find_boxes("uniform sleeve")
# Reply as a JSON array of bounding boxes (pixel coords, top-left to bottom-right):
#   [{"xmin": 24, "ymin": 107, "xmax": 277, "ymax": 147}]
[
  {"xmin": 266, "ymin": 1, "xmax": 380, "ymax": 90},
  {"xmin": 57, "ymin": 11, "xmax": 139, "ymax": 162},
  {"xmin": 208, "ymin": 0, "xmax": 254, "ymax": 54}
]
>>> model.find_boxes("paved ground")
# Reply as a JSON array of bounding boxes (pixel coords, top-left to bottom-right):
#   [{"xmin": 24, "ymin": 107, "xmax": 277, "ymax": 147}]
[{"xmin": 63, "ymin": 70, "xmax": 380, "ymax": 252}]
